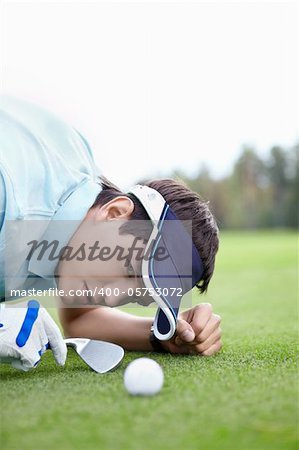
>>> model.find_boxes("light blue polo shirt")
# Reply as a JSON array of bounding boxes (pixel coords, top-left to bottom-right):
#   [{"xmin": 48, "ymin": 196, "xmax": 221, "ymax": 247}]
[{"xmin": 0, "ymin": 96, "xmax": 102, "ymax": 299}]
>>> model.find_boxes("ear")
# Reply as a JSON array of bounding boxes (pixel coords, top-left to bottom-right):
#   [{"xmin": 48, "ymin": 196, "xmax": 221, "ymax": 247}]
[{"xmin": 95, "ymin": 196, "xmax": 134, "ymax": 221}]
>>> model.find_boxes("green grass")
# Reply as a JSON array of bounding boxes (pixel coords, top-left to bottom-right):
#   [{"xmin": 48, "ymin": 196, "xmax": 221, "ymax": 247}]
[{"xmin": 1, "ymin": 231, "xmax": 298, "ymax": 450}]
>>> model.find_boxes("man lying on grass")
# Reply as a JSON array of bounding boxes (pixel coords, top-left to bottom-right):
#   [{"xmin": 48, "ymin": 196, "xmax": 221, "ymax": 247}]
[{"xmin": 0, "ymin": 96, "xmax": 222, "ymax": 371}]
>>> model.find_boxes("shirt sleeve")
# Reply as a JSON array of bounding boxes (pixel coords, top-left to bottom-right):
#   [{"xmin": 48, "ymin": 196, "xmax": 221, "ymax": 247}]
[
  {"xmin": 0, "ymin": 168, "xmax": 5, "ymax": 232},
  {"xmin": 0, "ymin": 167, "xmax": 5, "ymax": 230}
]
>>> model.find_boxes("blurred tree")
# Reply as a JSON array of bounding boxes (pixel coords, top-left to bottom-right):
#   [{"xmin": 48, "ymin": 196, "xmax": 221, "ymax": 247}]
[
  {"xmin": 170, "ymin": 144, "xmax": 298, "ymax": 229},
  {"xmin": 285, "ymin": 144, "xmax": 299, "ymax": 228},
  {"xmin": 267, "ymin": 146, "xmax": 290, "ymax": 226},
  {"xmin": 224, "ymin": 147, "xmax": 267, "ymax": 228}
]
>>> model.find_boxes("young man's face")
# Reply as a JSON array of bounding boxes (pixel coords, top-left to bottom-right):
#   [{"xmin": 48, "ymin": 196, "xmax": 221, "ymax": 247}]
[{"xmin": 56, "ymin": 197, "xmax": 152, "ymax": 307}]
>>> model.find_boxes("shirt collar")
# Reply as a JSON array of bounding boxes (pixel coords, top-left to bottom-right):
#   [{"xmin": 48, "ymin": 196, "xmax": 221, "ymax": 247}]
[{"xmin": 28, "ymin": 179, "xmax": 101, "ymax": 279}]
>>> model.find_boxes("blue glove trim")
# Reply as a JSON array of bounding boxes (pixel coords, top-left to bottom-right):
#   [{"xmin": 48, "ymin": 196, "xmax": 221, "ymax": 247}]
[
  {"xmin": 34, "ymin": 341, "xmax": 49, "ymax": 367},
  {"xmin": 38, "ymin": 342, "xmax": 49, "ymax": 356},
  {"xmin": 16, "ymin": 300, "xmax": 40, "ymax": 347}
]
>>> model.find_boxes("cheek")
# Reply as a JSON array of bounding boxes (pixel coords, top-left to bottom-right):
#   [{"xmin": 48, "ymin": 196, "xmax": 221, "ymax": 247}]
[{"xmin": 82, "ymin": 258, "xmax": 125, "ymax": 280}]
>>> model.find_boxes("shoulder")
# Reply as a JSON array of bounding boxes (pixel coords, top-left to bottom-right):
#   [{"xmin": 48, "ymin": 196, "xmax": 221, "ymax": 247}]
[{"xmin": 0, "ymin": 96, "xmax": 99, "ymax": 217}]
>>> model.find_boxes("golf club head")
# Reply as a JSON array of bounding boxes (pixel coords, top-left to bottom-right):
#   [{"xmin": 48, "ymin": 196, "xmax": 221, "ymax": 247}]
[{"xmin": 64, "ymin": 338, "xmax": 124, "ymax": 373}]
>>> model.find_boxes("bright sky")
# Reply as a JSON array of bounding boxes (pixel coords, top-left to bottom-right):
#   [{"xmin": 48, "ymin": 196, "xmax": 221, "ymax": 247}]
[{"xmin": 1, "ymin": 1, "xmax": 298, "ymax": 189}]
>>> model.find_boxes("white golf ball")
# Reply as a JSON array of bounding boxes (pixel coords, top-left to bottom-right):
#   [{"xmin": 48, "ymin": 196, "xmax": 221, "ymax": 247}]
[{"xmin": 124, "ymin": 357, "xmax": 164, "ymax": 396}]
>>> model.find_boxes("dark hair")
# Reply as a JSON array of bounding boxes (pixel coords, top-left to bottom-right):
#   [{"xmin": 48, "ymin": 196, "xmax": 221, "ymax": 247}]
[{"xmin": 91, "ymin": 176, "xmax": 219, "ymax": 293}]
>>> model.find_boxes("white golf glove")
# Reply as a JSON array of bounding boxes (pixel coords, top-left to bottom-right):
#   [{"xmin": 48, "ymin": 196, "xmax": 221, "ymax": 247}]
[{"xmin": 0, "ymin": 300, "xmax": 67, "ymax": 371}]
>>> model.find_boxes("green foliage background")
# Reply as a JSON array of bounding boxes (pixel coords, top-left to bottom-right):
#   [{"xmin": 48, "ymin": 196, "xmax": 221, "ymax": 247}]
[{"xmin": 173, "ymin": 144, "xmax": 298, "ymax": 229}]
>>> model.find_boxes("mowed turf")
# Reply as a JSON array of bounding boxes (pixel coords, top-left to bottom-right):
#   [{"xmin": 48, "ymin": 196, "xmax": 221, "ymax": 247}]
[{"xmin": 0, "ymin": 231, "xmax": 298, "ymax": 450}]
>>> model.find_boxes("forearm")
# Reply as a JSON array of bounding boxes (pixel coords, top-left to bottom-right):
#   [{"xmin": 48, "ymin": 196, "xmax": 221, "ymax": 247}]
[{"xmin": 59, "ymin": 306, "xmax": 154, "ymax": 351}]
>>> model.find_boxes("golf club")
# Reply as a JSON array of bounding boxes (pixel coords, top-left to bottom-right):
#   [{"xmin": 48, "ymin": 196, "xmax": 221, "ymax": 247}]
[{"xmin": 64, "ymin": 338, "xmax": 124, "ymax": 373}]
